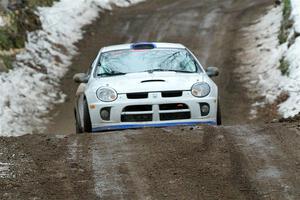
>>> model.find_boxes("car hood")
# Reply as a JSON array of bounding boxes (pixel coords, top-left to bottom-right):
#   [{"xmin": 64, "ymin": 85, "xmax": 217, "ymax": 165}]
[{"xmin": 89, "ymin": 72, "xmax": 208, "ymax": 93}]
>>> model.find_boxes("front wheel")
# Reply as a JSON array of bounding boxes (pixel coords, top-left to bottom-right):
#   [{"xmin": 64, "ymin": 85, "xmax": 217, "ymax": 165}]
[
  {"xmin": 83, "ymin": 98, "xmax": 92, "ymax": 132},
  {"xmin": 75, "ymin": 109, "xmax": 84, "ymax": 134},
  {"xmin": 217, "ymin": 99, "xmax": 222, "ymax": 125}
]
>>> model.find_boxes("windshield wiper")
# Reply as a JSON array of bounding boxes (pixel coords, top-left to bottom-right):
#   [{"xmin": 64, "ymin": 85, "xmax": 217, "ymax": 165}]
[
  {"xmin": 166, "ymin": 69, "xmax": 195, "ymax": 73},
  {"xmin": 145, "ymin": 69, "xmax": 194, "ymax": 73},
  {"xmin": 98, "ymin": 71, "xmax": 127, "ymax": 77},
  {"xmin": 145, "ymin": 69, "xmax": 166, "ymax": 73}
]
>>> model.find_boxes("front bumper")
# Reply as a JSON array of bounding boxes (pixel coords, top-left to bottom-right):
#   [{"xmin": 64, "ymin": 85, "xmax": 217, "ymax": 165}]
[
  {"xmin": 92, "ymin": 120, "xmax": 216, "ymax": 132},
  {"xmin": 88, "ymin": 91, "xmax": 218, "ymax": 132}
]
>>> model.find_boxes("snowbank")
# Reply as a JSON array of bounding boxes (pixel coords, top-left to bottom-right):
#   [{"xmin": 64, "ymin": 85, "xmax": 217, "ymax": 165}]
[
  {"xmin": 0, "ymin": 16, "xmax": 5, "ymax": 27},
  {"xmin": 238, "ymin": 2, "xmax": 300, "ymax": 118},
  {"xmin": 281, "ymin": 0, "xmax": 300, "ymax": 117},
  {"xmin": 290, "ymin": 0, "xmax": 300, "ymax": 33},
  {"xmin": 0, "ymin": 0, "xmax": 145, "ymax": 136}
]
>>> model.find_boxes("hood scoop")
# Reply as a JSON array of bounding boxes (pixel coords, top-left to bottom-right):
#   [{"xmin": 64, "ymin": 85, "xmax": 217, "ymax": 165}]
[{"xmin": 141, "ymin": 79, "xmax": 165, "ymax": 83}]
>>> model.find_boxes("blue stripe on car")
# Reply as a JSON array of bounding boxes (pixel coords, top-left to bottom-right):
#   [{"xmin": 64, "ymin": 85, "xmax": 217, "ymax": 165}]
[{"xmin": 92, "ymin": 121, "xmax": 216, "ymax": 132}]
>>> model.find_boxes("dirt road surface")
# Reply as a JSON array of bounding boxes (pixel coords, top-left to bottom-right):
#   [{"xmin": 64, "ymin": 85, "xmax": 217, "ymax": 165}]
[
  {"xmin": 1, "ymin": 0, "xmax": 300, "ymax": 199},
  {"xmin": 1, "ymin": 124, "xmax": 300, "ymax": 199}
]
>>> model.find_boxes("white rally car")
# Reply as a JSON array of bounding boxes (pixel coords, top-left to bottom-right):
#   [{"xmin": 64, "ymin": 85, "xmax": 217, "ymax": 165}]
[{"xmin": 73, "ymin": 42, "xmax": 221, "ymax": 133}]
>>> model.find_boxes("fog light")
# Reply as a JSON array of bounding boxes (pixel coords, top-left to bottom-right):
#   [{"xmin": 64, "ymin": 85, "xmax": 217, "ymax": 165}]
[
  {"xmin": 200, "ymin": 103, "xmax": 210, "ymax": 116},
  {"xmin": 100, "ymin": 107, "xmax": 111, "ymax": 121}
]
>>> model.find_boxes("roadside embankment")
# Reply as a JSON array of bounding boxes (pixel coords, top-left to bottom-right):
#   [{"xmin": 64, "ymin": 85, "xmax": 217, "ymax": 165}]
[
  {"xmin": 237, "ymin": 0, "xmax": 300, "ymax": 120},
  {"xmin": 0, "ymin": 0, "xmax": 145, "ymax": 136}
]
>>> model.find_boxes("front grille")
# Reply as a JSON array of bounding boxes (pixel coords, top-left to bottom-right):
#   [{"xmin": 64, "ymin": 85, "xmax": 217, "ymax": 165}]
[
  {"xmin": 159, "ymin": 103, "xmax": 188, "ymax": 110},
  {"xmin": 121, "ymin": 105, "xmax": 153, "ymax": 122},
  {"xmin": 121, "ymin": 114, "xmax": 152, "ymax": 122},
  {"xmin": 161, "ymin": 91, "xmax": 183, "ymax": 98},
  {"xmin": 120, "ymin": 103, "xmax": 191, "ymax": 122},
  {"xmin": 123, "ymin": 105, "xmax": 152, "ymax": 112},
  {"xmin": 160, "ymin": 112, "xmax": 191, "ymax": 121},
  {"xmin": 159, "ymin": 103, "xmax": 191, "ymax": 121},
  {"xmin": 126, "ymin": 91, "xmax": 183, "ymax": 99},
  {"xmin": 127, "ymin": 92, "xmax": 148, "ymax": 99}
]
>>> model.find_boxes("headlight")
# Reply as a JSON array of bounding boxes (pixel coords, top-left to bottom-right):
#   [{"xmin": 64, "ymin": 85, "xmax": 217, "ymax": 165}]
[
  {"xmin": 191, "ymin": 82, "xmax": 210, "ymax": 97},
  {"xmin": 96, "ymin": 87, "xmax": 118, "ymax": 102}
]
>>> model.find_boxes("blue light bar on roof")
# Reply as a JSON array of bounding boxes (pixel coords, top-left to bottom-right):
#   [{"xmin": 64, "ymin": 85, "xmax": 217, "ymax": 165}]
[{"xmin": 131, "ymin": 42, "xmax": 156, "ymax": 50}]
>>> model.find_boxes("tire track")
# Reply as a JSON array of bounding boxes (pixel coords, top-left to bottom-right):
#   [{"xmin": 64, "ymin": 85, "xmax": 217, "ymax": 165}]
[
  {"xmin": 66, "ymin": 135, "xmax": 98, "ymax": 200},
  {"xmin": 224, "ymin": 125, "xmax": 299, "ymax": 199},
  {"xmin": 91, "ymin": 131, "xmax": 151, "ymax": 200}
]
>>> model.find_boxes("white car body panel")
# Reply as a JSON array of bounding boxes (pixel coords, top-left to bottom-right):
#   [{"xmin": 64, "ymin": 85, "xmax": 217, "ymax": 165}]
[{"xmin": 86, "ymin": 72, "xmax": 212, "ymax": 94}]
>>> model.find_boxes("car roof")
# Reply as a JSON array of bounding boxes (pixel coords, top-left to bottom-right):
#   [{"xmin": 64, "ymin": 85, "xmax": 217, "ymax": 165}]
[{"xmin": 101, "ymin": 42, "xmax": 186, "ymax": 53}]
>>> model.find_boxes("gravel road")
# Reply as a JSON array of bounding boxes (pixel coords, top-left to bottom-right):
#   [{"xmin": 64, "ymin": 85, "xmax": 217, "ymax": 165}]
[
  {"xmin": 1, "ymin": 0, "xmax": 300, "ymax": 199},
  {"xmin": 1, "ymin": 124, "xmax": 300, "ymax": 199}
]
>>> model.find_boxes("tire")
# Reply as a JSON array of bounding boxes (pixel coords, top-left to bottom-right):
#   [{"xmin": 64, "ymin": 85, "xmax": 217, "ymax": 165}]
[
  {"xmin": 75, "ymin": 109, "xmax": 83, "ymax": 134},
  {"xmin": 217, "ymin": 99, "xmax": 222, "ymax": 125},
  {"xmin": 83, "ymin": 98, "xmax": 92, "ymax": 132}
]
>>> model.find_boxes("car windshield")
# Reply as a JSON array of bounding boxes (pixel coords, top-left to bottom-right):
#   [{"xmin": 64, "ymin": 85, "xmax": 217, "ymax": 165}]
[{"xmin": 96, "ymin": 48, "xmax": 201, "ymax": 77}]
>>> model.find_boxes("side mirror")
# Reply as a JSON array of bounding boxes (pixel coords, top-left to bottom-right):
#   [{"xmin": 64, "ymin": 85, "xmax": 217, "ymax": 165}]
[
  {"xmin": 73, "ymin": 73, "xmax": 89, "ymax": 83},
  {"xmin": 206, "ymin": 67, "xmax": 219, "ymax": 77}
]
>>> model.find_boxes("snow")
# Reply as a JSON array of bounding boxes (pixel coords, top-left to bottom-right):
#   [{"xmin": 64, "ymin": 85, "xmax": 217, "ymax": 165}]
[
  {"xmin": 0, "ymin": 16, "xmax": 5, "ymax": 27},
  {"xmin": 0, "ymin": 0, "xmax": 145, "ymax": 136},
  {"xmin": 237, "ymin": 7, "xmax": 286, "ymax": 110},
  {"xmin": 291, "ymin": 0, "xmax": 300, "ymax": 33},
  {"xmin": 238, "ymin": 3, "xmax": 300, "ymax": 118},
  {"xmin": 281, "ymin": 1, "xmax": 300, "ymax": 117}
]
